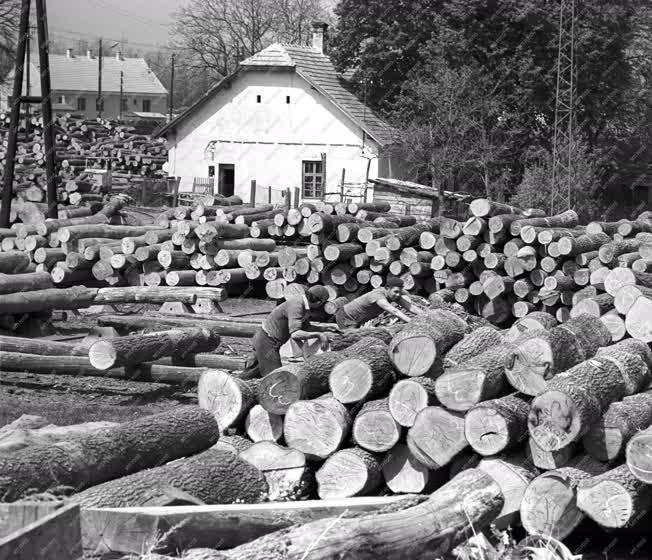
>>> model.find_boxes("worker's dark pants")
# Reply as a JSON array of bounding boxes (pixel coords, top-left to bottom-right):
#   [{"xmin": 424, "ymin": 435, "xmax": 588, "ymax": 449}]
[
  {"xmin": 335, "ymin": 308, "xmax": 359, "ymax": 329},
  {"xmin": 242, "ymin": 328, "xmax": 284, "ymax": 378}
]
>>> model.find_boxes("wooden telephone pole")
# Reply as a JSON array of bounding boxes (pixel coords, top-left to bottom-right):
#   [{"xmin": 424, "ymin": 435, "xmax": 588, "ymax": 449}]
[{"xmin": 0, "ymin": 0, "xmax": 57, "ymax": 227}]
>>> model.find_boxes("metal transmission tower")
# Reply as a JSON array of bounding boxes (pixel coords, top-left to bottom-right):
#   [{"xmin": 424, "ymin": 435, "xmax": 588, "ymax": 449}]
[{"xmin": 550, "ymin": 0, "xmax": 577, "ymax": 215}]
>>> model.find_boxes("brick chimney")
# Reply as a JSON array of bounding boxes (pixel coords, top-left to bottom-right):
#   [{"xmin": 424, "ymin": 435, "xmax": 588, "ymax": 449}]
[
  {"xmin": 66, "ymin": 48, "xmax": 73, "ymax": 58},
  {"xmin": 311, "ymin": 22, "xmax": 328, "ymax": 54}
]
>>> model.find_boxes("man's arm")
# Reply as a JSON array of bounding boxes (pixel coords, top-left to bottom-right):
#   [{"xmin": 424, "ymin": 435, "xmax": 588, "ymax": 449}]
[
  {"xmin": 398, "ymin": 294, "xmax": 413, "ymax": 312},
  {"xmin": 377, "ymin": 297, "xmax": 411, "ymax": 323}
]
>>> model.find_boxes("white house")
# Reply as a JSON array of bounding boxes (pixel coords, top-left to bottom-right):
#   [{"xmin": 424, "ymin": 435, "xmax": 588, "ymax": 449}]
[
  {"xmin": 156, "ymin": 23, "xmax": 404, "ymax": 204},
  {"xmin": 0, "ymin": 49, "xmax": 168, "ymax": 120}
]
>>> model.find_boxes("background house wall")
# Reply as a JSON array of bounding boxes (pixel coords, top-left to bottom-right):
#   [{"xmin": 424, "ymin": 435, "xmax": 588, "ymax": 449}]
[{"xmin": 166, "ymin": 69, "xmax": 380, "ymax": 203}]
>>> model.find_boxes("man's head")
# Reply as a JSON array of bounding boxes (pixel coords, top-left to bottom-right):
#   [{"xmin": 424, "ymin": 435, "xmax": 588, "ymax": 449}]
[
  {"xmin": 306, "ymin": 285, "xmax": 330, "ymax": 309},
  {"xmin": 385, "ymin": 276, "xmax": 404, "ymax": 301}
]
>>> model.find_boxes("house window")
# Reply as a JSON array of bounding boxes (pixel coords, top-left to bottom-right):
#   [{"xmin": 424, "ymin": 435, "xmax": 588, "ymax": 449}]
[
  {"xmin": 302, "ymin": 160, "xmax": 323, "ymax": 199},
  {"xmin": 286, "ymin": 96, "xmax": 290, "ymax": 104},
  {"xmin": 142, "ymin": 99, "xmax": 151, "ymax": 112},
  {"xmin": 133, "ymin": 99, "xmax": 137, "ymax": 106},
  {"xmin": 57, "ymin": 95, "xmax": 64, "ymax": 104},
  {"xmin": 256, "ymin": 95, "xmax": 261, "ymax": 103},
  {"xmin": 77, "ymin": 97, "xmax": 86, "ymax": 111}
]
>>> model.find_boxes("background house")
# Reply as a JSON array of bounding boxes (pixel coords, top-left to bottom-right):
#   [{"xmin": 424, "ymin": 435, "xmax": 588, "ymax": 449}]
[
  {"xmin": 156, "ymin": 23, "xmax": 405, "ymax": 204},
  {"xmin": 0, "ymin": 49, "xmax": 168, "ymax": 120}
]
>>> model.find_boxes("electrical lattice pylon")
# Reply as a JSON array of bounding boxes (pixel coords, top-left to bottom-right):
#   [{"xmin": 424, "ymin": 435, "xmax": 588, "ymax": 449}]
[{"xmin": 550, "ymin": 0, "xmax": 577, "ymax": 215}]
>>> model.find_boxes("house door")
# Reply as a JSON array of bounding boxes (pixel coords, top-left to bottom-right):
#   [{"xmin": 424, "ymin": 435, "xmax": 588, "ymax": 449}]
[{"xmin": 218, "ymin": 164, "xmax": 235, "ymax": 197}]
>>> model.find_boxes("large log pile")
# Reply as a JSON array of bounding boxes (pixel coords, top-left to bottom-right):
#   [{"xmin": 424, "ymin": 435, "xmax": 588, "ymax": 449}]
[
  {"xmin": 2, "ymin": 192, "xmax": 652, "ymax": 344},
  {"xmin": 0, "ymin": 113, "xmax": 168, "ymax": 210}
]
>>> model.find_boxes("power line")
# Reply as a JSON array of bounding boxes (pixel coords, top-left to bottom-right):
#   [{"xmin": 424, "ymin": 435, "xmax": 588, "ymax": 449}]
[
  {"xmin": 85, "ymin": 0, "xmax": 171, "ymax": 28},
  {"xmin": 49, "ymin": 26, "xmax": 191, "ymax": 52}
]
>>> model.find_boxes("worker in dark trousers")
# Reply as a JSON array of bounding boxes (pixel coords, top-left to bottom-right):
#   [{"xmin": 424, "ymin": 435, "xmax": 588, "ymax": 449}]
[
  {"xmin": 243, "ymin": 285, "xmax": 338, "ymax": 377},
  {"xmin": 335, "ymin": 276, "xmax": 413, "ymax": 328}
]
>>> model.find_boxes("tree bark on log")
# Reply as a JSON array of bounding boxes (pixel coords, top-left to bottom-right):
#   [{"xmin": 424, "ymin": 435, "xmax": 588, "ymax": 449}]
[
  {"xmin": 194, "ymin": 468, "xmax": 504, "ymax": 560},
  {"xmin": 464, "ymin": 393, "xmax": 531, "ymax": 456},
  {"xmin": 0, "ymin": 406, "xmax": 220, "ymax": 501},
  {"xmin": 576, "ymin": 464, "xmax": 652, "ymax": 529},
  {"xmin": 0, "ymin": 286, "xmax": 98, "ymax": 313},
  {"xmin": 504, "ymin": 314, "xmax": 612, "ymax": 396},
  {"xmin": 528, "ymin": 351, "xmax": 647, "ymax": 452},
  {"xmin": 97, "ymin": 314, "xmax": 259, "ymax": 338},
  {"xmin": 0, "ymin": 335, "xmax": 88, "ymax": 356},
  {"xmin": 88, "ymin": 328, "xmax": 220, "ymax": 370},
  {"xmin": 0, "ymin": 271, "xmax": 54, "ymax": 294},
  {"xmin": 70, "ymin": 448, "xmax": 268, "ymax": 508},
  {"xmin": 625, "ymin": 295, "xmax": 652, "ymax": 342},
  {"xmin": 388, "ymin": 309, "xmax": 467, "ymax": 377}
]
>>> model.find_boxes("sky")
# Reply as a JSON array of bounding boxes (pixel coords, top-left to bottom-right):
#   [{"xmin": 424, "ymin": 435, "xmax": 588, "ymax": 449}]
[
  {"xmin": 47, "ymin": 0, "xmax": 183, "ymax": 52},
  {"xmin": 46, "ymin": 0, "xmax": 339, "ymax": 55}
]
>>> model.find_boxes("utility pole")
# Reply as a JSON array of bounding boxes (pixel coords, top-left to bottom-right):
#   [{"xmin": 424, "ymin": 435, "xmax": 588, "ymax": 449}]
[
  {"xmin": 550, "ymin": 0, "xmax": 576, "ymax": 215},
  {"xmin": 25, "ymin": 26, "xmax": 31, "ymax": 135},
  {"xmin": 168, "ymin": 53, "xmax": 175, "ymax": 122},
  {"xmin": 119, "ymin": 70, "xmax": 123, "ymax": 121},
  {"xmin": 97, "ymin": 37, "xmax": 103, "ymax": 118}
]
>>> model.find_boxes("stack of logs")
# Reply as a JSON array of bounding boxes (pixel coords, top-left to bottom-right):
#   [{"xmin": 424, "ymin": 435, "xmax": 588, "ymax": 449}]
[
  {"xmin": 3, "ymin": 307, "xmax": 652, "ymax": 557},
  {"xmin": 190, "ymin": 306, "xmax": 652, "ymax": 551},
  {"xmin": 0, "ymin": 112, "xmax": 167, "ymax": 210},
  {"xmin": 1, "ymin": 195, "xmax": 652, "ymax": 345}
]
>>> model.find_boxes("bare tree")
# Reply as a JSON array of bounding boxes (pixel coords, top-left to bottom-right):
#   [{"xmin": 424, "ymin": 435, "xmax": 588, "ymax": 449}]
[
  {"xmin": 0, "ymin": 0, "xmax": 19, "ymax": 84},
  {"xmin": 172, "ymin": 0, "xmax": 328, "ymax": 78}
]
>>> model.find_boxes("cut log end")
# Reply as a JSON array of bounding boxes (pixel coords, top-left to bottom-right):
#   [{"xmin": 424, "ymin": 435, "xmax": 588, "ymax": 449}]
[
  {"xmin": 528, "ymin": 390, "xmax": 580, "ymax": 451},
  {"xmin": 389, "ymin": 335, "xmax": 437, "ymax": 377},
  {"xmin": 464, "ymin": 407, "xmax": 511, "ymax": 456},
  {"xmin": 329, "ymin": 358, "xmax": 375, "ymax": 404}
]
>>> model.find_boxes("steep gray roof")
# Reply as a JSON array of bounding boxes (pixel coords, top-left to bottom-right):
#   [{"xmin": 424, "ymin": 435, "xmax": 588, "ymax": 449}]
[
  {"xmin": 157, "ymin": 43, "xmax": 395, "ymax": 145},
  {"xmin": 15, "ymin": 54, "xmax": 167, "ymax": 95}
]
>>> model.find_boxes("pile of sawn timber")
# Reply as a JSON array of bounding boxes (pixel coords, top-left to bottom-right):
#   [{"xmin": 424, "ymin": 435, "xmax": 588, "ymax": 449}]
[
  {"xmin": 3, "ymin": 307, "xmax": 652, "ymax": 559},
  {"xmin": 1, "ymin": 193, "xmax": 652, "ymax": 339}
]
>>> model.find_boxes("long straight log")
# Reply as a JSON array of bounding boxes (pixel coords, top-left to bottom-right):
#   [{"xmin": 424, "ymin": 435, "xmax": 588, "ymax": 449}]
[
  {"xmin": 88, "ymin": 327, "xmax": 220, "ymax": 370},
  {"xmin": 0, "ymin": 406, "xmax": 220, "ymax": 501},
  {"xmin": 0, "ymin": 271, "xmax": 54, "ymax": 294}
]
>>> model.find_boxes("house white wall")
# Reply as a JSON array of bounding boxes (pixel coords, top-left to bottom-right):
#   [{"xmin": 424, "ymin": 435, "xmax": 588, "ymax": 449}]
[
  {"xmin": 0, "ymin": 88, "xmax": 167, "ymax": 120},
  {"xmin": 166, "ymin": 69, "xmax": 380, "ymax": 204}
]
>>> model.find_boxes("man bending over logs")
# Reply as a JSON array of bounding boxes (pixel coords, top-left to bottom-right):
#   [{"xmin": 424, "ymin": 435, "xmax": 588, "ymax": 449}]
[
  {"xmin": 335, "ymin": 276, "xmax": 415, "ymax": 328},
  {"xmin": 243, "ymin": 285, "xmax": 337, "ymax": 377}
]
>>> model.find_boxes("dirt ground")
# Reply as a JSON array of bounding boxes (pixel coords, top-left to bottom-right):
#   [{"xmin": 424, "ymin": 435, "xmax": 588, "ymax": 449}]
[{"xmin": 0, "ymin": 297, "xmax": 273, "ymax": 428}]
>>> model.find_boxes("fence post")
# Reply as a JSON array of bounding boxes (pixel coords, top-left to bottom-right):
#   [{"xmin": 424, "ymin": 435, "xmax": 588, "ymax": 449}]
[
  {"xmin": 268, "ymin": 186, "xmax": 272, "ymax": 204},
  {"xmin": 250, "ymin": 179, "xmax": 256, "ymax": 207},
  {"xmin": 340, "ymin": 168, "xmax": 345, "ymax": 201},
  {"xmin": 284, "ymin": 188, "xmax": 291, "ymax": 210},
  {"xmin": 293, "ymin": 187, "xmax": 300, "ymax": 209}
]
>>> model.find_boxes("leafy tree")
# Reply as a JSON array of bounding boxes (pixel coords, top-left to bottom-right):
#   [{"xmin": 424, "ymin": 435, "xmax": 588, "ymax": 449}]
[
  {"xmin": 511, "ymin": 139, "xmax": 601, "ymax": 220},
  {"xmin": 0, "ymin": 0, "xmax": 19, "ymax": 85},
  {"xmin": 389, "ymin": 50, "xmax": 518, "ymax": 200}
]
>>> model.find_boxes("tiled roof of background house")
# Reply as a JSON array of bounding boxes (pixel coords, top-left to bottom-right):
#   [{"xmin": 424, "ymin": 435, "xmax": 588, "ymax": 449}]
[{"xmin": 15, "ymin": 54, "xmax": 167, "ymax": 95}]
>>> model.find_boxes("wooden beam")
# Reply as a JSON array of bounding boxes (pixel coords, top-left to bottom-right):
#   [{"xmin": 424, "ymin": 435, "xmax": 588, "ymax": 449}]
[
  {"xmin": 0, "ymin": 503, "xmax": 82, "ymax": 560},
  {"xmin": 81, "ymin": 496, "xmax": 411, "ymax": 555}
]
